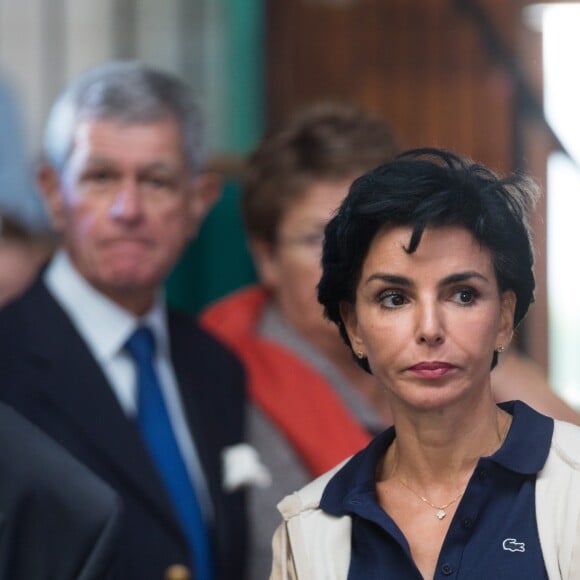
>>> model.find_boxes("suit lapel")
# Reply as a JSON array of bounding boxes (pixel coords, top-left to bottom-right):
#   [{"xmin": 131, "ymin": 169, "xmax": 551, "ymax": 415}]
[
  {"xmin": 169, "ymin": 312, "xmax": 223, "ymax": 501},
  {"xmin": 168, "ymin": 310, "xmax": 248, "ymax": 571},
  {"xmin": 22, "ymin": 281, "xmax": 180, "ymax": 532}
]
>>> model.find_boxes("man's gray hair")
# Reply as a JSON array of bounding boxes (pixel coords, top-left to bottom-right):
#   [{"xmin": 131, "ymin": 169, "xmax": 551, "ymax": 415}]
[{"xmin": 43, "ymin": 60, "xmax": 206, "ymax": 176}]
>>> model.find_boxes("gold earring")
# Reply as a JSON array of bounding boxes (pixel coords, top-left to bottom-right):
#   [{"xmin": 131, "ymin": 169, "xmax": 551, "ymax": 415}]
[
  {"xmin": 355, "ymin": 350, "xmax": 365, "ymax": 359},
  {"xmin": 495, "ymin": 344, "xmax": 505, "ymax": 353}
]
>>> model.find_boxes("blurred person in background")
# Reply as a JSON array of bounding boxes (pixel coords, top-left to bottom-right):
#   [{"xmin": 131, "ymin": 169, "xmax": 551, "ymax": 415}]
[
  {"xmin": 0, "ymin": 61, "xmax": 247, "ymax": 580},
  {"xmin": 0, "ymin": 74, "xmax": 50, "ymax": 232},
  {"xmin": 492, "ymin": 344, "xmax": 580, "ymax": 424},
  {"xmin": 0, "ymin": 74, "xmax": 56, "ymax": 308},
  {"xmin": 201, "ymin": 102, "xmax": 399, "ymax": 579},
  {"xmin": 0, "ymin": 213, "xmax": 55, "ymax": 306}
]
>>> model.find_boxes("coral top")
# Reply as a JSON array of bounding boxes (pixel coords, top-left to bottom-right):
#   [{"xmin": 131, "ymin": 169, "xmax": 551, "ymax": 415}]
[{"xmin": 200, "ymin": 286, "xmax": 371, "ymax": 476}]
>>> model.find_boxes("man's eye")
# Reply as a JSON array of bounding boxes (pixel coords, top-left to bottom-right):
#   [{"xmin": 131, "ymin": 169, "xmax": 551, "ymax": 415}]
[
  {"xmin": 142, "ymin": 175, "xmax": 175, "ymax": 190},
  {"xmin": 145, "ymin": 177, "xmax": 168, "ymax": 188},
  {"xmin": 83, "ymin": 170, "xmax": 115, "ymax": 185}
]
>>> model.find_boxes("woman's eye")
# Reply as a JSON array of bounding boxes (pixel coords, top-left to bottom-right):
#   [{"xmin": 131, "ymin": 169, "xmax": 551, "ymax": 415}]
[
  {"xmin": 301, "ymin": 233, "xmax": 325, "ymax": 247},
  {"xmin": 379, "ymin": 291, "xmax": 407, "ymax": 309},
  {"xmin": 452, "ymin": 288, "xmax": 476, "ymax": 305}
]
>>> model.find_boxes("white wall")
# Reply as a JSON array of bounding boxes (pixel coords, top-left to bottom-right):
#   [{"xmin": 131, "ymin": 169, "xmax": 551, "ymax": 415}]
[{"xmin": 0, "ymin": 0, "xmax": 214, "ymax": 155}]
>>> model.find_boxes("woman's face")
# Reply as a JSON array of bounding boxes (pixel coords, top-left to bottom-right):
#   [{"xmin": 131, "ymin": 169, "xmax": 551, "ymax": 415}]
[
  {"xmin": 340, "ymin": 225, "xmax": 515, "ymax": 411},
  {"xmin": 252, "ymin": 178, "xmax": 353, "ymax": 345}
]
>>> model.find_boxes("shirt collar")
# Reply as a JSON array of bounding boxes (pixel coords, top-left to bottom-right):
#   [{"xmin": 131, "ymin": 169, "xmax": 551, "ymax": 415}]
[
  {"xmin": 320, "ymin": 400, "xmax": 554, "ymax": 517},
  {"xmin": 491, "ymin": 400, "xmax": 554, "ymax": 474},
  {"xmin": 44, "ymin": 250, "xmax": 169, "ymax": 361}
]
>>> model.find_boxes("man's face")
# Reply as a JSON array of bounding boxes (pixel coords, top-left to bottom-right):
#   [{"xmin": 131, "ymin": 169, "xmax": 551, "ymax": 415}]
[{"xmin": 41, "ymin": 117, "xmax": 212, "ymax": 314}]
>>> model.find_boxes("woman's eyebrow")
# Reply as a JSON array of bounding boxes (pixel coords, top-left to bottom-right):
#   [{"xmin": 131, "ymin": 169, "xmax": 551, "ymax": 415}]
[
  {"xmin": 365, "ymin": 273, "xmax": 412, "ymax": 287},
  {"xmin": 364, "ymin": 271, "xmax": 489, "ymax": 288},
  {"xmin": 438, "ymin": 271, "xmax": 488, "ymax": 287}
]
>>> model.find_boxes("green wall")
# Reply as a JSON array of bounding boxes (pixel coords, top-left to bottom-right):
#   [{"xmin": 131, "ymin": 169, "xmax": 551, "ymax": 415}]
[
  {"xmin": 166, "ymin": 180, "xmax": 257, "ymax": 315},
  {"xmin": 166, "ymin": 0, "xmax": 264, "ymax": 315}
]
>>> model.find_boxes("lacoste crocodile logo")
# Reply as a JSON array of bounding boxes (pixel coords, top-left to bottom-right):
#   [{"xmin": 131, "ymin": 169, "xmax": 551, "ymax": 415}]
[{"xmin": 502, "ymin": 538, "xmax": 525, "ymax": 552}]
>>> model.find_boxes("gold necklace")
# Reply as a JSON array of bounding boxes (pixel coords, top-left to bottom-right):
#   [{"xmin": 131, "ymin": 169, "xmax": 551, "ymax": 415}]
[
  {"xmin": 391, "ymin": 411, "xmax": 511, "ymax": 521},
  {"xmin": 397, "ymin": 477, "xmax": 463, "ymax": 520}
]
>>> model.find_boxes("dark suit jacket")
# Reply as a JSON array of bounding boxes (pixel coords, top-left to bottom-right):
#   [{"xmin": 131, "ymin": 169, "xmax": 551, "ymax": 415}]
[
  {"xmin": 0, "ymin": 400, "xmax": 120, "ymax": 579},
  {"xmin": 0, "ymin": 277, "xmax": 248, "ymax": 580}
]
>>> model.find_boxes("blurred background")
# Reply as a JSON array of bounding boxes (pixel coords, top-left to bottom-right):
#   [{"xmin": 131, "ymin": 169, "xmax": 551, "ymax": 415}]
[{"xmin": 0, "ymin": 0, "xmax": 579, "ymax": 405}]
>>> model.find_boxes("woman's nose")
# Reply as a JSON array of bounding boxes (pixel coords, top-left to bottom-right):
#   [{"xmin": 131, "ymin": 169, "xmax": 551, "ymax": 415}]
[{"xmin": 415, "ymin": 302, "xmax": 445, "ymax": 346}]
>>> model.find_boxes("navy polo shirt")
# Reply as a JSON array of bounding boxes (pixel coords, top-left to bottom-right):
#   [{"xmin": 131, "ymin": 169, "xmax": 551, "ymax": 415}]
[{"xmin": 320, "ymin": 401, "xmax": 553, "ymax": 579}]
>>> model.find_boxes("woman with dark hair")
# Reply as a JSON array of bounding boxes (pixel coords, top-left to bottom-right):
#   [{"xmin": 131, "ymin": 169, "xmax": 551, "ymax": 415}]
[
  {"xmin": 201, "ymin": 103, "xmax": 398, "ymax": 579},
  {"xmin": 271, "ymin": 148, "xmax": 580, "ymax": 579}
]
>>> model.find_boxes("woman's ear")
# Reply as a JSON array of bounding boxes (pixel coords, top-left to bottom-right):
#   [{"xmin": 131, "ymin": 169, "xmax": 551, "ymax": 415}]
[
  {"xmin": 248, "ymin": 239, "xmax": 280, "ymax": 290},
  {"xmin": 339, "ymin": 300, "xmax": 365, "ymax": 356},
  {"xmin": 497, "ymin": 290, "xmax": 516, "ymax": 348}
]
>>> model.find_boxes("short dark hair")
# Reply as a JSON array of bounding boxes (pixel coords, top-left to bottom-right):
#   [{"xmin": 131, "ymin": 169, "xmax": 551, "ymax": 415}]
[
  {"xmin": 242, "ymin": 102, "xmax": 398, "ymax": 245},
  {"xmin": 318, "ymin": 148, "xmax": 539, "ymax": 371}
]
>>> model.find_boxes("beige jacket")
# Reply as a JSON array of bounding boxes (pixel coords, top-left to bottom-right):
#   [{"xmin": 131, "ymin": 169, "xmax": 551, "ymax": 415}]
[{"xmin": 270, "ymin": 420, "xmax": 580, "ymax": 580}]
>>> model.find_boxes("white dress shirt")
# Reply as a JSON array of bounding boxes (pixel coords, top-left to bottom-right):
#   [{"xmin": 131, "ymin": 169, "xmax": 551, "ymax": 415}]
[{"xmin": 44, "ymin": 250, "xmax": 212, "ymax": 517}]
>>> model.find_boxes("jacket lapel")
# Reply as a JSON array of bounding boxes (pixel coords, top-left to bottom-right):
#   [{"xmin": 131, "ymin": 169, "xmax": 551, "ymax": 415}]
[
  {"xmin": 168, "ymin": 312, "xmax": 223, "ymax": 501},
  {"xmin": 168, "ymin": 310, "xmax": 248, "ymax": 567},
  {"xmin": 21, "ymin": 280, "xmax": 180, "ymax": 532}
]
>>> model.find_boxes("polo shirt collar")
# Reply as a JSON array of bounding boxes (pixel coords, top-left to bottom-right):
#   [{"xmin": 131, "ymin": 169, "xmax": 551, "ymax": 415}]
[
  {"xmin": 320, "ymin": 400, "xmax": 554, "ymax": 517},
  {"xmin": 491, "ymin": 400, "xmax": 553, "ymax": 474}
]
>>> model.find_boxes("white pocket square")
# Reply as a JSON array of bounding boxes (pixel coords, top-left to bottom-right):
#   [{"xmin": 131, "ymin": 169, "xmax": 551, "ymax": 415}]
[{"xmin": 222, "ymin": 443, "xmax": 272, "ymax": 492}]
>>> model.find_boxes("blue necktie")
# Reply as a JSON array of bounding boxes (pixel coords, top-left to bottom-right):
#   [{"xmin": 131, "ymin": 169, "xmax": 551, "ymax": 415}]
[{"xmin": 125, "ymin": 326, "xmax": 213, "ymax": 580}]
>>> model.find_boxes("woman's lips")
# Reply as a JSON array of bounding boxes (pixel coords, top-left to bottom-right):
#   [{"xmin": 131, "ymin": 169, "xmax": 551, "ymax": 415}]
[{"xmin": 408, "ymin": 361, "xmax": 456, "ymax": 379}]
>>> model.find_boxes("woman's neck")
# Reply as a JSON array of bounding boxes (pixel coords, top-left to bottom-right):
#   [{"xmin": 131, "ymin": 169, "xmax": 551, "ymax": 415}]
[{"xmin": 379, "ymin": 400, "xmax": 511, "ymax": 489}]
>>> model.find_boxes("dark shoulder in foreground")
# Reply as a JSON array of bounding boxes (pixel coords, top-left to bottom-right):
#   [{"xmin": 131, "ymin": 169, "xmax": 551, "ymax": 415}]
[{"xmin": 0, "ymin": 401, "xmax": 121, "ymax": 580}]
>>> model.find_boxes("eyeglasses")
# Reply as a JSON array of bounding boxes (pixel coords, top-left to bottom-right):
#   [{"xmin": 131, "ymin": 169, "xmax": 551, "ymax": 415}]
[
  {"xmin": 275, "ymin": 232, "xmax": 325, "ymax": 262},
  {"xmin": 277, "ymin": 232, "xmax": 325, "ymax": 250}
]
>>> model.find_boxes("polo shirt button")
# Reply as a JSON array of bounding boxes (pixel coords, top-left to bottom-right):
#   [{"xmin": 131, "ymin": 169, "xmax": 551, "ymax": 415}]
[
  {"xmin": 349, "ymin": 498, "xmax": 362, "ymax": 505},
  {"xmin": 476, "ymin": 467, "xmax": 488, "ymax": 480},
  {"xmin": 462, "ymin": 517, "xmax": 472, "ymax": 529},
  {"xmin": 441, "ymin": 563, "xmax": 453, "ymax": 575}
]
